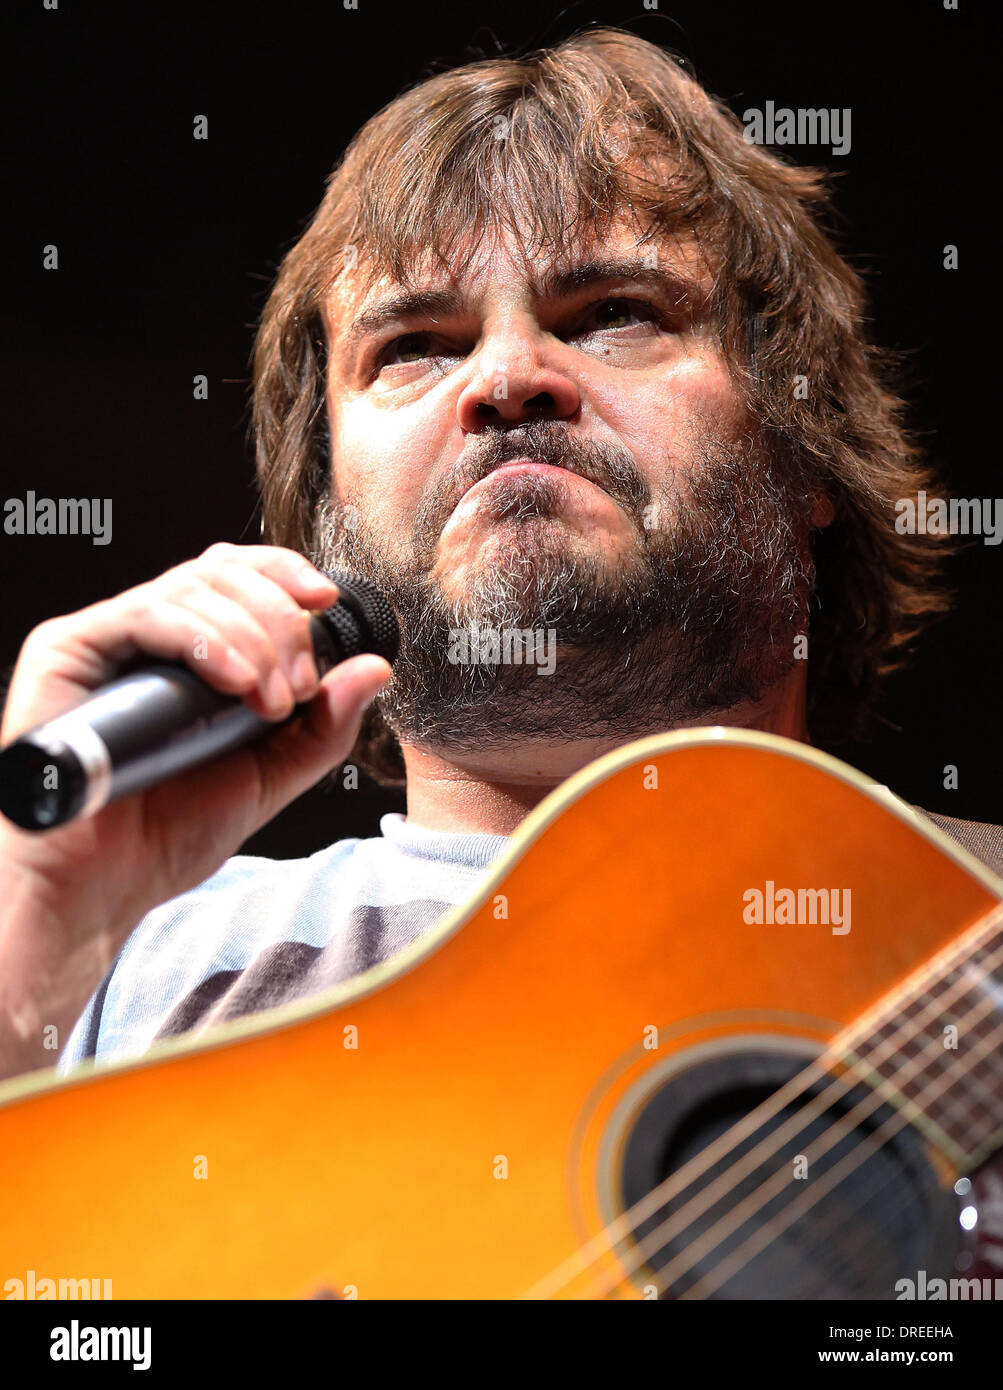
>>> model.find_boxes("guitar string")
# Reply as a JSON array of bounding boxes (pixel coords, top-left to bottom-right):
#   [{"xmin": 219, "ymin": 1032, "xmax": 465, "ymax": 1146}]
[
  {"xmin": 667, "ymin": 1013, "xmax": 1003, "ymax": 1301},
  {"xmin": 748, "ymin": 1089, "xmax": 973, "ymax": 1303},
  {"xmin": 646, "ymin": 949, "xmax": 1003, "ymax": 1300},
  {"xmin": 582, "ymin": 953, "xmax": 1003, "ymax": 1299},
  {"xmin": 732, "ymin": 1124, "xmax": 923, "ymax": 1301},
  {"xmin": 598, "ymin": 999, "xmax": 1003, "ymax": 1300},
  {"xmin": 772, "ymin": 941, "xmax": 1003, "ymax": 1301},
  {"xmin": 521, "ymin": 898, "xmax": 1003, "ymax": 1299},
  {"xmin": 768, "ymin": 937, "xmax": 1003, "ymax": 1300},
  {"xmin": 618, "ymin": 1061, "xmax": 931, "ymax": 1300}
]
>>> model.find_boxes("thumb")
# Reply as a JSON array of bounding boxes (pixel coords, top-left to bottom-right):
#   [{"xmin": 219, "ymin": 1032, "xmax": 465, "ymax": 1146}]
[{"xmin": 249, "ymin": 654, "xmax": 393, "ymax": 823}]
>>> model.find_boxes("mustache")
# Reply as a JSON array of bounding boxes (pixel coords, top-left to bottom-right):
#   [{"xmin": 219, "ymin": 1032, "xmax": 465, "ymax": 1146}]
[{"xmin": 410, "ymin": 421, "xmax": 651, "ymax": 554}]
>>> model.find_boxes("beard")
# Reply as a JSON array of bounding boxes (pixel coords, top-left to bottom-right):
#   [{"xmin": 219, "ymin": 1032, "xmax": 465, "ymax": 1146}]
[{"xmin": 309, "ymin": 419, "xmax": 814, "ymax": 755}]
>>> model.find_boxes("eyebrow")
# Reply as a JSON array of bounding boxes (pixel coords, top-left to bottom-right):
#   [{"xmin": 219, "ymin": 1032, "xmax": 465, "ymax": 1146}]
[
  {"xmin": 535, "ymin": 257, "xmax": 709, "ymax": 310},
  {"xmin": 344, "ymin": 288, "xmax": 464, "ymax": 347},
  {"xmin": 342, "ymin": 256, "xmax": 709, "ymax": 347}
]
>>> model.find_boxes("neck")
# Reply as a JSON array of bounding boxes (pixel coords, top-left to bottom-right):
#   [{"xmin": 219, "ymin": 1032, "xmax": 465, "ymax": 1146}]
[{"xmin": 400, "ymin": 666, "xmax": 810, "ymax": 836}]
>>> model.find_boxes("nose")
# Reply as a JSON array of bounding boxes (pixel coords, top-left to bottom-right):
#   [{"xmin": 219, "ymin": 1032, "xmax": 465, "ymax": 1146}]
[{"xmin": 456, "ymin": 324, "xmax": 580, "ymax": 432}]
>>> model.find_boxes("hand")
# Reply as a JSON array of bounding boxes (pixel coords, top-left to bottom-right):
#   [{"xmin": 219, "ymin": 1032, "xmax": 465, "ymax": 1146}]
[{"xmin": 0, "ymin": 544, "xmax": 392, "ymax": 1079}]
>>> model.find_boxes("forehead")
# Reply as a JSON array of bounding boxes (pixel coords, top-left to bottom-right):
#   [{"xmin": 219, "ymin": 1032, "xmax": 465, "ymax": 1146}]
[{"xmin": 323, "ymin": 214, "xmax": 715, "ymax": 338}]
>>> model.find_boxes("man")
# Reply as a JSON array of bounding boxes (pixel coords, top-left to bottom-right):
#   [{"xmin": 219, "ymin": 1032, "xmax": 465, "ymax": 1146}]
[{"xmin": 0, "ymin": 28, "xmax": 998, "ymax": 1083}]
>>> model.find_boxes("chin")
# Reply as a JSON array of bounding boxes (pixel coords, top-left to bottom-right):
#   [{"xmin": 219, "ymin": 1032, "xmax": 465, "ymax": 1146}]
[{"xmin": 440, "ymin": 526, "xmax": 565, "ymax": 584}]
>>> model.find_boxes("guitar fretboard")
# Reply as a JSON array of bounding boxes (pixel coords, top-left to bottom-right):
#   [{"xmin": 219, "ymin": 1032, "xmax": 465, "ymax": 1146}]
[{"xmin": 836, "ymin": 908, "xmax": 1003, "ymax": 1170}]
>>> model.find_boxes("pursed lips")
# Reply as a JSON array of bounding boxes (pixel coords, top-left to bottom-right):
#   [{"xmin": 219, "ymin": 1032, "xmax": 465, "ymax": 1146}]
[{"xmin": 459, "ymin": 458, "xmax": 604, "ymax": 504}]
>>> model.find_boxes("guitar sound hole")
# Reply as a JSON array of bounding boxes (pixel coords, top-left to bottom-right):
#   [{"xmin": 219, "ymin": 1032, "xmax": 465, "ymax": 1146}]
[{"xmin": 618, "ymin": 1048, "xmax": 960, "ymax": 1299}]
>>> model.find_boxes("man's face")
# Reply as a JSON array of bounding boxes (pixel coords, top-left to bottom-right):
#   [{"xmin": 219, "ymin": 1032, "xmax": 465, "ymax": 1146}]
[
  {"xmin": 315, "ymin": 218, "xmax": 814, "ymax": 753},
  {"xmin": 324, "ymin": 222, "xmax": 739, "ymax": 591}
]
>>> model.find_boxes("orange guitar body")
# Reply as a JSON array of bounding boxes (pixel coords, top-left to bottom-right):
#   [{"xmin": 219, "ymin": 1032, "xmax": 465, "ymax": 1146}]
[{"xmin": 0, "ymin": 730, "xmax": 1000, "ymax": 1299}]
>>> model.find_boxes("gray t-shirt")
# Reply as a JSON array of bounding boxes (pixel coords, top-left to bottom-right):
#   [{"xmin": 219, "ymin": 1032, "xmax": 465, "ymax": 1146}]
[{"xmin": 58, "ymin": 813, "xmax": 509, "ymax": 1073}]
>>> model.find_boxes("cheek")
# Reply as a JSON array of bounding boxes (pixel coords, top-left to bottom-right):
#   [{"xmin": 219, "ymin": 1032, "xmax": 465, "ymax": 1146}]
[
  {"xmin": 327, "ymin": 396, "xmax": 452, "ymax": 525},
  {"xmin": 590, "ymin": 352, "xmax": 747, "ymax": 461}
]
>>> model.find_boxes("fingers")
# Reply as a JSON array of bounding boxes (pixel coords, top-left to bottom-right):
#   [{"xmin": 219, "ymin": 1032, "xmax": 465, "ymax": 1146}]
[
  {"xmin": 247, "ymin": 655, "xmax": 394, "ymax": 827},
  {"xmin": 15, "ymin": 545, "xmax": 345, "ymax": 726},
  {"xmin": 196, "ymin": 542, "xmax": 338, "ymax": 599},
  {"xmin": 192, "ymin": 564, "xmax": 321, "ymax": 713},
  {"xmin": 183, "ymin": 546, "xmax": 344, "ymax": 716}
]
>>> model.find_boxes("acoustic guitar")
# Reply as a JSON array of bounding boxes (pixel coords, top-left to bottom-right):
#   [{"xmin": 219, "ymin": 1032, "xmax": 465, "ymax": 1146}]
[{"xmin": 1, "ymin": 728, "xmax": 1002, "ymax": 1300}]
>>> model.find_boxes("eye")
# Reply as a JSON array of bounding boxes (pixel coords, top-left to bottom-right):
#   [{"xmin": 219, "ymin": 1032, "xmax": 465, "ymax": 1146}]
[
  {"xmin": 379, "ymin": 332, "xmax": 437, "ymax": 367},
  {"xmin": 573, "ymin": 297, "xmax": 661, "ymax": 336}
]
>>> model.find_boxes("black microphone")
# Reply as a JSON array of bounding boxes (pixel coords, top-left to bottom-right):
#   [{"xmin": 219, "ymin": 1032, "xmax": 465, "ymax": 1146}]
[{"xmin": 0, "ymin": 570, "xmax": 399, "ymax": 832}]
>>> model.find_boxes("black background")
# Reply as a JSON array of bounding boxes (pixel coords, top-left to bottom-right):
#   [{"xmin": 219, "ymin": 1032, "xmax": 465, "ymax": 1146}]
[{"xmin": 3, "ymin": 0, "xmax": 997, "ymax": 856}]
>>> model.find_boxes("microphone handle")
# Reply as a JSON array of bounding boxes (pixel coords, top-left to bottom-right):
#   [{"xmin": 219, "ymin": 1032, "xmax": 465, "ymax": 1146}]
[{"xmin": 0, "ymin": 612, "xmax": 354, "ymax": 831}]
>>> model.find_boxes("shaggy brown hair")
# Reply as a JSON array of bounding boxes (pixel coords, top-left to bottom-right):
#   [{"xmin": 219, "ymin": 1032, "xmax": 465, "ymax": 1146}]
[{"xmin": 252, "ymin": 26, "xmax": 946, "ymax": 787}]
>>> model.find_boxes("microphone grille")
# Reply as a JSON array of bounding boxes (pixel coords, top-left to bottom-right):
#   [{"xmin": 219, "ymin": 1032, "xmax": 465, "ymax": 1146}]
[{"xmin": 323, "ymin": 570, "xmax": 400, "ymax": 665}]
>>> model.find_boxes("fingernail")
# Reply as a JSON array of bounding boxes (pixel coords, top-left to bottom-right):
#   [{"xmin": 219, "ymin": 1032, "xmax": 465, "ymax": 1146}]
[
  {"xmin": 265, "ymin": 667, "xmax": 292, "ymax": 714},
  {"xmin": 225, "ymin": 647, "xmax": 259, "ymax": 685},
  {"xmin": 291, "ymin": 651, "xmax": 317, "ymax": 699},
  {"xmin": 354, "ymin": 666, "xmax": 390, "ymax": 711}
]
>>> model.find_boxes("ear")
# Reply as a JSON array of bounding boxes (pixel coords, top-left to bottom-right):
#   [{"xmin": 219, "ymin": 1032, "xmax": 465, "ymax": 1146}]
[{"xmin": 809, "ymin": 493, "xmax": 835, "ymax": 529}]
